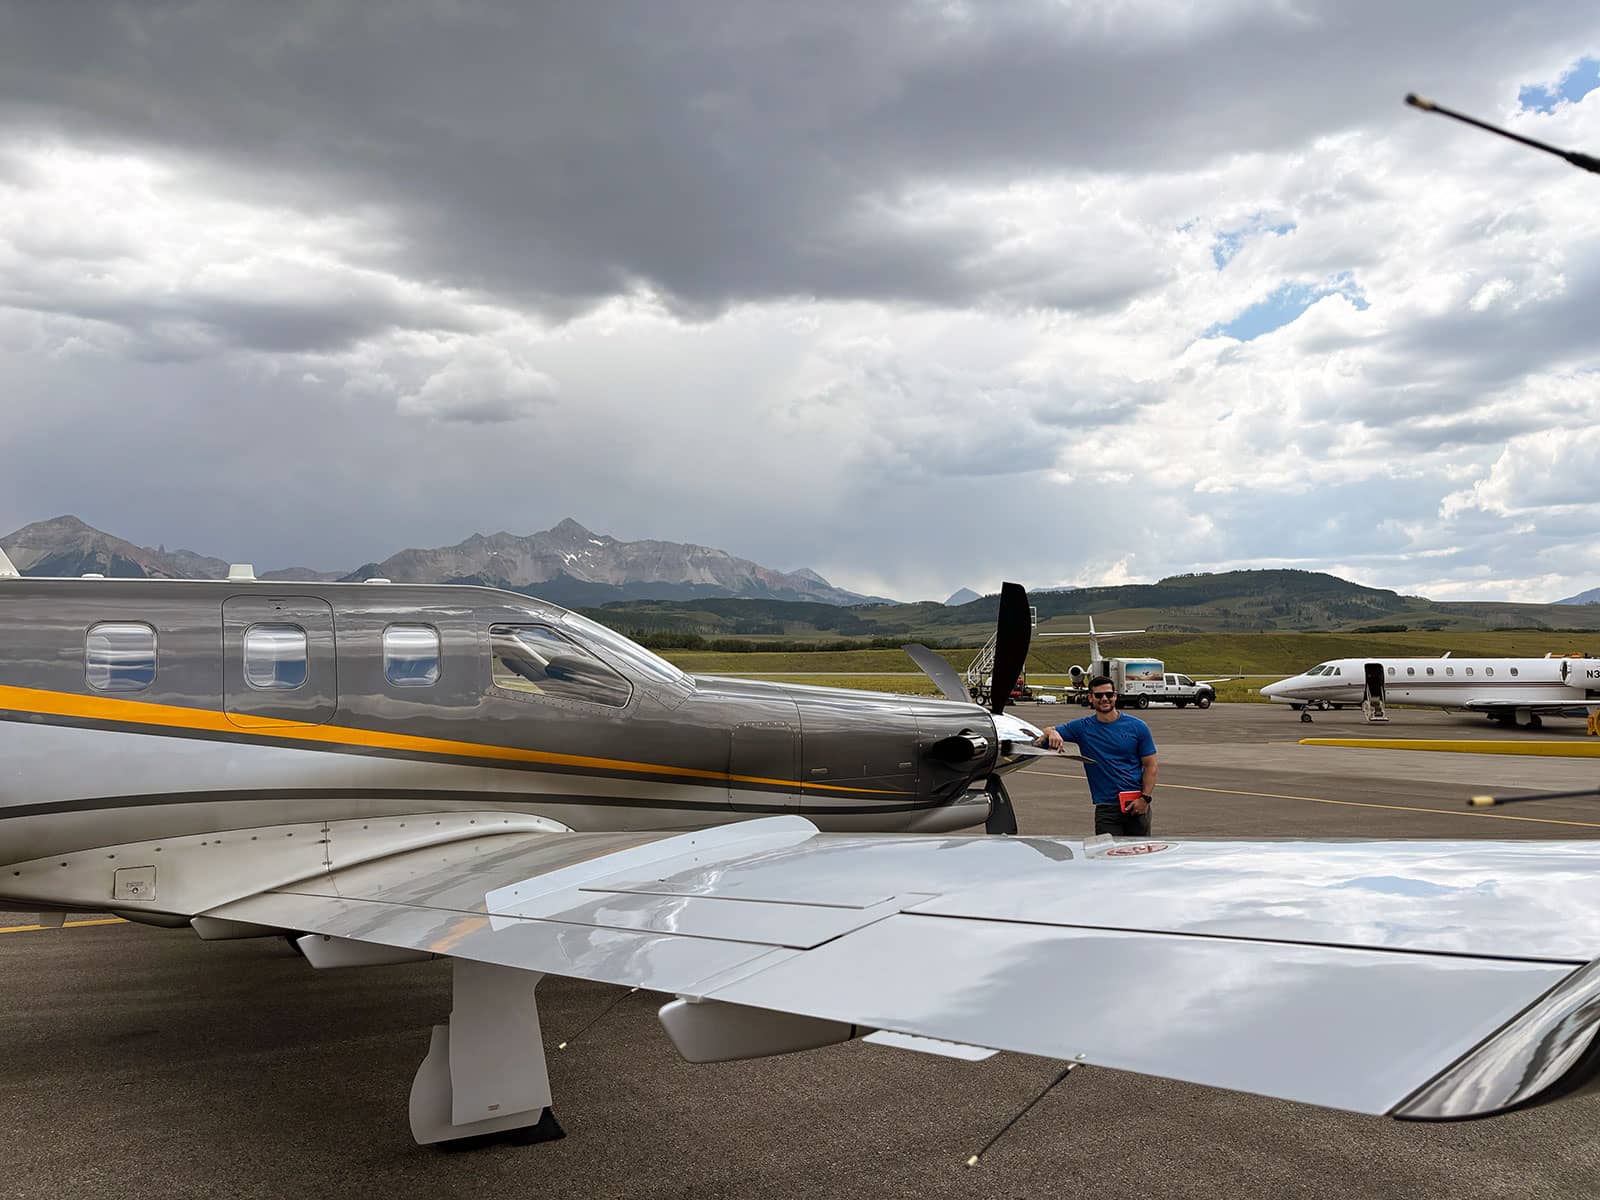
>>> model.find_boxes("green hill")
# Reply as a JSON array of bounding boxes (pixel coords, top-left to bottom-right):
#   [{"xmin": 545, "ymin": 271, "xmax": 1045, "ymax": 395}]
[{"xmin": 586, "ymin": 568, "xmax": 1600, "ymax": 647}]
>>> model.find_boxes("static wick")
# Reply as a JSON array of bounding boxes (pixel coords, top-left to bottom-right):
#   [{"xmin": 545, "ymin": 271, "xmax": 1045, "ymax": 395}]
[
  {"xmin": 557, "ymin": 986, "xmax": 640, "ymax": 1050},
  {"xmin": 1467, "ymin": 787, "xmax": 1600, "ymax": 810},
  {"xmin": 965, "ymin": 1060, "xmax": 1079, "ymax": 1168},
  {"xmin": 1405, "ymin": 92, "xmax": 1600, "ymax": 176}
]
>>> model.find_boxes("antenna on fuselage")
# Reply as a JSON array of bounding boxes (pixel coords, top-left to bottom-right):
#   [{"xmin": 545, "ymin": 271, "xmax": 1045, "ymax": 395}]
[
  {"xmin": 1405, "ymin": 93, "xmax": 1600, "ymax": 176},
  {"xmin": 0, "ymin": 545, "xmax": 18, "ymax": 578}
]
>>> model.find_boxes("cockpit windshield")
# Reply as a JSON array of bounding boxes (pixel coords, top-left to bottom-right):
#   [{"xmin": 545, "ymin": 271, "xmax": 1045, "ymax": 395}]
[
  {"xmin": 1307, "ymin": 664, "xmax": 1331, "ymax": 676},
  {"xmin": 561, "ymin": 612, "xmax": 686, "ymax": 685}
]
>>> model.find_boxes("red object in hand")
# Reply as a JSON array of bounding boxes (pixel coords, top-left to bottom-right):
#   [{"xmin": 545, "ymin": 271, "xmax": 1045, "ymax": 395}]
[{"xmin": 1118, "ymin": 790, "xmax": 1142, "ymax": 813}]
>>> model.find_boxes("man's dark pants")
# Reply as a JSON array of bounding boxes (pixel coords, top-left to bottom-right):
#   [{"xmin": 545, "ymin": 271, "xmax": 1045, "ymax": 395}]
[{"xmin": 1094, "ymin": 803, "xmax": 1152, "ymax": 837}]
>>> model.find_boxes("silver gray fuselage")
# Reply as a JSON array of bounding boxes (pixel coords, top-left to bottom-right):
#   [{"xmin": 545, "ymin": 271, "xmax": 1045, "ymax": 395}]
[{"xmin": 0, "ymin": 578, "xmax": 998, "ymax": 889}]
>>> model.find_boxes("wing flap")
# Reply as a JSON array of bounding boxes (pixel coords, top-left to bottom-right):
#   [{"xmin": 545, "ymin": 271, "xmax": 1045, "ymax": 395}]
[{"xmin": 702, "ymin": 912, "xmax": 1569, "ymax": 1115}]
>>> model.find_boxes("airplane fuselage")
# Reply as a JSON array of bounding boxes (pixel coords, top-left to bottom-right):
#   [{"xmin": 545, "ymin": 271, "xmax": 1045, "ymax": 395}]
[
  {"xmin": 0, "ymin": 577, "xmax": 1010, "ymax": 916},
  {"xmin": 1260, "ymin": 655, "xmax": 1600, "ymax": 716}
]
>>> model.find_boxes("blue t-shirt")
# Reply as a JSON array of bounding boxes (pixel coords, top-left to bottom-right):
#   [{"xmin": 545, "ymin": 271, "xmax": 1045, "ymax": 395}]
[{"xmin": 1054, "ymin": 714, "xmax": 1156, "ymax": 804}]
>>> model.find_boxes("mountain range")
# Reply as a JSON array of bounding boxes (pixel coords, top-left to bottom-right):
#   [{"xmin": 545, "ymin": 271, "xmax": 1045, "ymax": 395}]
[
  {"xmin": 7, "ymin": 515, "xmax": 1600, "ymax": 635},
  {"xmin": 0, "ymin": 515, "xmax": 894, "ymax": 606}
]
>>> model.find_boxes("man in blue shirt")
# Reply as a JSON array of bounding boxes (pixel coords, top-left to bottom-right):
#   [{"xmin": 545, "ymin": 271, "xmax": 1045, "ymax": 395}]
[{"xmin": 1037, "ymin": 674, "xmax": 1159, "ymax": 836}]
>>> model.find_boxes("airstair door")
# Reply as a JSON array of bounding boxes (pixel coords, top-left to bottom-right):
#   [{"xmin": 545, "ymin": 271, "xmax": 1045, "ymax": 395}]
[
  {"xmin": 1361, "ymin": 661, "xmax": 1388, "ymax": 723},
  {"xmin": 223, "ymin": 596, "xmax": 338, "ymax": 729}
]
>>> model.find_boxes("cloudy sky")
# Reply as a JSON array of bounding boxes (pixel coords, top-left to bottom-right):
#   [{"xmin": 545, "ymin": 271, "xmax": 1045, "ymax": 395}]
[{"xmin": 2, "ymin": 2, "xmax": 1598, "ymax": 603}]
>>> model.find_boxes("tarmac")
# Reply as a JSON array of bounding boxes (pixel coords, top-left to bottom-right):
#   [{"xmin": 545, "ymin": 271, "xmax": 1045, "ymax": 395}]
[{"xmin": 3, "ymin": 703, "xmax": 1599, "ymax": 1199}]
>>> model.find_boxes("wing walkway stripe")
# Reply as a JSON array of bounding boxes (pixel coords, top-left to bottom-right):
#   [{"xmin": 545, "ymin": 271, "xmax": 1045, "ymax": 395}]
[{"xmin": 1032, "ymin": 771, "xmax": 1600, "ymax": 829}]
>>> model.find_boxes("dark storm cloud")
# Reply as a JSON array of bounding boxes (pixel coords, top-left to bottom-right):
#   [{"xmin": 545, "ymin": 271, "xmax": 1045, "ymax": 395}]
[{"xmin": 0, "ymin": 0, "xmax": 1584, "ymax": 319}]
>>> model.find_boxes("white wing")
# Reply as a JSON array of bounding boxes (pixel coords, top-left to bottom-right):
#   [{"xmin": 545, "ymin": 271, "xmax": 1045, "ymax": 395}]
[{"xmin": 200, "ymin": 815, "xmax": 1600, "ymax": 1122}]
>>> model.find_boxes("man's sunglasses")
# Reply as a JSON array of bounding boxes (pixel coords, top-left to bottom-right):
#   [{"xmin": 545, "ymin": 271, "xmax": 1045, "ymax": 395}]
[{"xmin": 1090, "ymin": 691, "xmax": 1116, "ymax": 699}]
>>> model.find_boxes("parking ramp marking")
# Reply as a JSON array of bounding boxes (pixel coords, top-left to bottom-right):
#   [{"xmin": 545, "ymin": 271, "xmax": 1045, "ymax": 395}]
[
  {"xmin": 0, "ymin": 917, "xmax": 127, "ymax": 936},
  {"xmin": 1031, "ymin": 771, "xmax": 1600, "ymax": 830}
]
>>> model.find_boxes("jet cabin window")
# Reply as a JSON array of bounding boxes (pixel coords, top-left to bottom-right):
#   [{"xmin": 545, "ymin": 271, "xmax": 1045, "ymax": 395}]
[
  {"xmin": 85, "ymin": 622, "xmax": 156, "ymax": 692},
  {"xmin": 491, "ymin": 625, "xmax": 631, "ymax": 707},
  {"xmin": 244, "ymin": 624, "xmax": 309, "ymax": 690},
  {"xmin": 384, "ymin": 624, "xmax": 440, "ymax": 686}
]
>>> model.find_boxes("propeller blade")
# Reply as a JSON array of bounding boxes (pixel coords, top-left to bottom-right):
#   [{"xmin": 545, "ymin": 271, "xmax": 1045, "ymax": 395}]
[
  {"xmin": 989, "ymin": 582, "xmax": 1031, "ymax": 716},
  {"xmin": 984, "ymin": 776, "xmax": 1018, "ymax": 836},
  {"xmin": 903, "ymin": 643, "xmax": 971, "ymax": 704}
]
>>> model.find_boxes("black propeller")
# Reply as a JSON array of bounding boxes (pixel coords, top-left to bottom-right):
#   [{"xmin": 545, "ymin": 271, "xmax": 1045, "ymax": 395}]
[
  {"xmin": 902, "ymin": 582, "xmax": 1033, "ymax": 835},
  {"xmin": 989, "ymin": 581, "xmax": 1032, "ymax": 716},
  {"xmin": 902, "ymin": 643, "xmax": 971, "ymax": 704}
]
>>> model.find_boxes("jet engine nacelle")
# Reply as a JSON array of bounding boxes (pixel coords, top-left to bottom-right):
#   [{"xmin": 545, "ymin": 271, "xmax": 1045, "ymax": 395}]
[
  {"xmin": 1068, "ymin": 665, "xmax": 1085, "ymax": 686},
  {"xmin": 1560, "ymin": 659, "xmax": 1600, "ymax": 691}
]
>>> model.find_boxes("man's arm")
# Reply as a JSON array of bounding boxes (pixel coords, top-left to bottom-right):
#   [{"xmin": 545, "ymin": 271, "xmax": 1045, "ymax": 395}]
[
  {"xmin": 1039, "ymin": 723, "xmax": 1073, "ymax": 751},
  {"xmin": 1134, "ymin": 752, "xmax": 1159, "ymax": 813}
]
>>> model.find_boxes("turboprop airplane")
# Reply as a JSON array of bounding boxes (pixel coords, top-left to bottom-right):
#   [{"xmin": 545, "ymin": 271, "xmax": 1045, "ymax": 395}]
[
  {"xmin": 1261, "ymin": 654, "xmax": 1600, "ymax": 727},
  {"xmin": 4, "ymin": 549, "xmax": 1600, "ymax": 1154}
]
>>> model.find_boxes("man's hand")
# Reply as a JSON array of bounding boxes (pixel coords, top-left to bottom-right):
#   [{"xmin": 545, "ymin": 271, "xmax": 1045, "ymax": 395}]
[
  {"xmin": 1128, "ymin": 794, "xmax": 1150, "ymax": 816},
  {"xmin": 1039, "ymin": 728, "xmax": 1066, "ymax": 752}
]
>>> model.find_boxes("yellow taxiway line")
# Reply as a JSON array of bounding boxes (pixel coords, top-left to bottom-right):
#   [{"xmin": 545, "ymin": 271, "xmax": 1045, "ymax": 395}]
[
  {"xmin": 0, "ymin": 917, "xmax": 126, "ymax": 936},
  {"xmin": 1032, "ymin": 770, "xmax": 1600, "ymax": 829},
  {"xmin": 1300, "ymin": 737, "xmax": 1600, "ymax": 757}
]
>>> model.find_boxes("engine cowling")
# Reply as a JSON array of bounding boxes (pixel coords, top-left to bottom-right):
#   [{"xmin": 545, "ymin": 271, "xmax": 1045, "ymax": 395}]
[{"xmin": 1561, "ymin": 659, "xmax": 1600, "ymax": 691}]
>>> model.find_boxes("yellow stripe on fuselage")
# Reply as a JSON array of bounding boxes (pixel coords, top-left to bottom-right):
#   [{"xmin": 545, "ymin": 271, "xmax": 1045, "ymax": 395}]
[{"xmin": 0, "ymin": 683, "xmax": 910, "ymax": 796}]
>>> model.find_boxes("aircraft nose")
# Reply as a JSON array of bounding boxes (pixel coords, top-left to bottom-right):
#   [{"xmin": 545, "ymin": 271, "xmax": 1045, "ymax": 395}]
[{"xmin": 1261, "ymin": 678, "xmax": 1287, "ymax": 699}]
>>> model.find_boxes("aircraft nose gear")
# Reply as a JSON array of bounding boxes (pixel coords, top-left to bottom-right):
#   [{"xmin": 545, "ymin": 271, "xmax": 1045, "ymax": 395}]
[{"xmin": 1301, "ymin": 710, "xmax": 1313, "ymax": 723}]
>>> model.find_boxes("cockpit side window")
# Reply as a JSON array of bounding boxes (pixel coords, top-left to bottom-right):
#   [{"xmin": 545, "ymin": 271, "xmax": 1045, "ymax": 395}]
[
  {"xmin": 85, "ymin": 622, "xmax": 157, "ymax": 693},
  {"xmin": 560, "ymin": 612, "xmax": 685, "ymax": 685},
  {"xmin": 491, "ymin": 624, "xmax": 632, "ymax": 708}
]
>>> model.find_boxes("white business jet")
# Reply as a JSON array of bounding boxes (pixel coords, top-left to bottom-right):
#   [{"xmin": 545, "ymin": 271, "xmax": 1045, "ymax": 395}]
[{"xmin": 1261, "ymin": 654, "xmax": 1600, "ymax": 727}]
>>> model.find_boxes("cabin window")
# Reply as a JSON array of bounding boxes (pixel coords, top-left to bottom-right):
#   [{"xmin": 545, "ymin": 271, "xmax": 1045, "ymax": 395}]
[
  {"xmin": 244, "ymin": 624, "xmax": 308, "ymax": 690},
  {"xmin": 1387, "ymin": 667, "xmax": 1396, "ymax": 676},
  {"xmin": 490, "ymin": 624, "xmax": 631, "ymax": 707},
  {"xmin": 1406, "ymin": 667, "xmax": 1416, "ymax": 676},
  {"xmin": 1510, "ymin": 667, "xmax": 1519, "ymax": 677},
  {"xmin": 1426, "ymin": 667, "xmax": 1435, "ymax": 676},
  {"xmin": 85, "ymin": 622, "xmax": 157, "ymax": 692},
  {"xmin": 1485, "ymin": 667, "xmax": 1494, "ymax": 677},
  {"xmin": 384, "ymin": 624, "xmax": 440, "ymax": 686},
  {"xmin": 1466, "ymin": 667, "xmax": 1475, "ymax": 676},
  {"xmin": 1446, "ymin": 667, "xmax": 1455, "ymax": 677}
]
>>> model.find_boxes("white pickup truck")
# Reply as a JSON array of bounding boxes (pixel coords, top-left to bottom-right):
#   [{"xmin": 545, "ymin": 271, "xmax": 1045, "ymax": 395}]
[{"xmin": 1159, "ymin": 672, "xmax": 1215, "ymax": 709}]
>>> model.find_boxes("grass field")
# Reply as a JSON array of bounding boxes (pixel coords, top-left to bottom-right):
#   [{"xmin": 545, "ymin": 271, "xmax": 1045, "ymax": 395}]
[{"xmin": 662, "ymin": 631, "xmax": 1599, "ymax": 702}]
